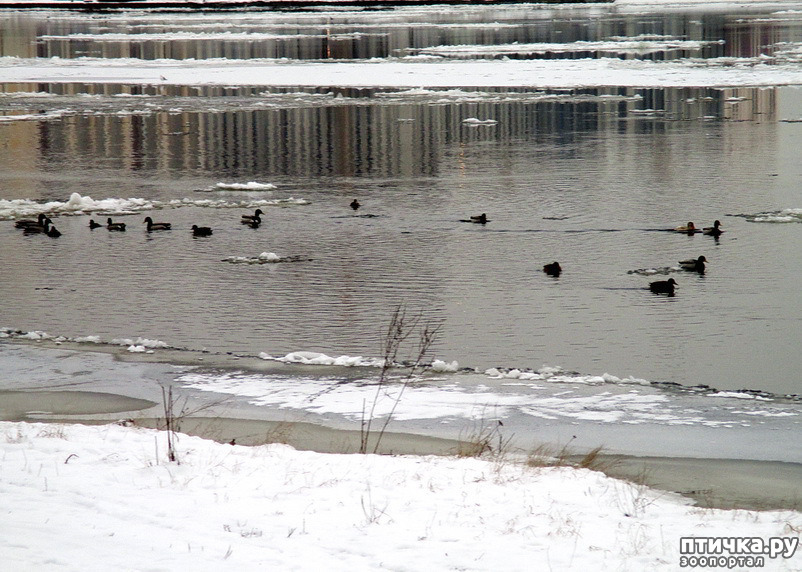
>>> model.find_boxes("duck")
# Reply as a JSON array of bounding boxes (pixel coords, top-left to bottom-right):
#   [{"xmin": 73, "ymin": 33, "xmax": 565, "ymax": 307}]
[
  {"xmin": 469, "ymin": 213, "xmax": 488, "ymax": 224},
  {"xmin": 241, "ymin": 209, "xmax": 263, "ymax": 223},
  {"xmin": 143, "ymin": 216, "xmax": 171, "ymax": 231},
  {"xmin": 350, "ymin": 199, "xmax": 361, "ymax": 211},
  {"xmin": 650, "ymin": 278, "xmax": 677, "ymax": 295},
  {"xmin": 543, "ymin": 261, "xmax": 562, "ymax": 277},
  {"xmin": 22, "ymin": 217, "xmax": 52, "ymax": 234},
  {"xmin": 679, "ymin": 255, "xmax": 707, "ymax": 274},
  {"xmin": 106, "ymin": 218, "xmax": 126, "ymax": 231},
  {"xmin": 241, "ymin": 216, "xmax": 261, "ymax": 228},
  {"xmin": 46, "ymin": 225, "xmax": 61, "ymax": 238},
  {"xmin": 674, "ymin": 222, "xmax": 699, "ymax": 234},
  {"xmin": 702, "ymin": 220, "xmax": 723, "ymax": 236},
  {"xmin": 192, "ymin": 225, "xmax": 213, "ymax": 237},
  {"xmin": 15, "ymin": 213, "xmax": 48, "ymax": 229},
  {"xmin": 88, "ymin": 219, "xmax": 102, "ymax": 229}
]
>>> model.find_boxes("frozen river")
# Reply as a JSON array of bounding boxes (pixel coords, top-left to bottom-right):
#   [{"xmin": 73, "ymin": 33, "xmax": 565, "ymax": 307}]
[{"xmin": 1, "ymin": 2, "xmax": 802, "ymax": 463}]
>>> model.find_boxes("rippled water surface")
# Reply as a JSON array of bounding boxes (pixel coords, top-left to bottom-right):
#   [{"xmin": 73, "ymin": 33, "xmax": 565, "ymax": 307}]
[{"xmin": 2, "ymin": 5, "xmax": 802, "ymax": 396}]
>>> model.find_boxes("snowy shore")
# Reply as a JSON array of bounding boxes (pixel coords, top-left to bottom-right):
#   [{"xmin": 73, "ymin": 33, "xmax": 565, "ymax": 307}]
[{"xmin": 1, "ymin": 420, "xmax": 800, "ymax": 571}]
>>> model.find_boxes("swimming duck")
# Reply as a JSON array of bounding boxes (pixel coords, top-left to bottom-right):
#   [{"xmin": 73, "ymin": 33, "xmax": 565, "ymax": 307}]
[
  {"xmin": 650, "ymin": 278, "xmax": 677, "ymax": 295},
  {"xmin": 15, "ymin": 213, "xmax": 48, "ymax": 229},
  {"xmin": 350, "ymin": 199, "xmax": 361, "ymax": 211},
  {"xmin": 543, "ymin": 261, "xmax": 562, "ymax": 277},
  {"xmin": 702, "ymin": 220, "xmax": 723, "ymax": 236},
  {"xmin": 106, "ymin": 218, "xmax": 126, "ymax": 231},
  {"xmin": 143, "ymin": 216, "xmax": 171, "ymax": 231},
  {"xmin": 674, "ymin": 222, "xmax": 698, "ymax": 234},
  {"xmin": 192, "ymin": 225, "xmax": 213, "ymax": 237},
  {"xmin": 88, "ymin": 219, "xmax": 102, "ymax": 229},
  {"xmin": 241, "ymin": 209, "xmax": 263, "ymax": 223},
  {"xmin": 679, "ymin": 255, "xmax": 707, "ymax": 274},
  {"xmin": 470, "ymin": 213, "xmax": 488, "ymax": 224},
  {"xmin": 241, "ymin": 216, "xmax": 261, "ymax": 228},
  {"xmin": 22, "ymin": 217, "xmax": 52, "ymax": 234}
]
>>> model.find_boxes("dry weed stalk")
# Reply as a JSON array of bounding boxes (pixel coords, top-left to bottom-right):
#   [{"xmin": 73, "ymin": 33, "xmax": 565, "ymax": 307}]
[
  {"xmin": 360, "ymin": 306, "xmax": 440, "ymax": 455},
  {"xmin": 160, "ymin": 386, "xmax": 229, "ymax": 464}
]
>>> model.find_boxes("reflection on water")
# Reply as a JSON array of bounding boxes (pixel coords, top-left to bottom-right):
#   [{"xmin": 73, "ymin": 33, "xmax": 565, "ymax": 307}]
[
  {"xmin": 0, "ymin": 85, "xmax": 777, "ymax": 181},
  {"xmin": 0, "ymin": 7, "xmax": 798, "ymax": 61}
]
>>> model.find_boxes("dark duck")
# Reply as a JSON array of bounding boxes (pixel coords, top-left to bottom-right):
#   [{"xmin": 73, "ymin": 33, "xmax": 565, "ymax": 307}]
[
  {"xmin": 650, "ymin": 278, "xmax": 677, "ymax": 296},
  {"xmin": 679, "ymin": 255, "xmax": 707, "ymax": 274},
  {"xmin": 543, "ymin": 262, "xmax": 562, "ymax": 277},
  {"xmin": 702, "ymin": 220, "xmax": 723, "ymax": 236},
  {"xmin": 106, "ymin": 218, "xmax": 126, "ymax": 231},
  {"xmin": 143, "ymin": 217, "xmax": 171, "ymax": 231},
  {"xmin": 192, "ymin": 225, "xmax": 213, "ymax": 237}
]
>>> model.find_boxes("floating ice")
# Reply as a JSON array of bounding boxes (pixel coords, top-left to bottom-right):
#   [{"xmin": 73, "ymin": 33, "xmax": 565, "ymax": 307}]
[
  {"xmin": 709, "ymin": 391, "xmax": 772, "ymax": 401},
  {"xmin": 485, "ymin": 366, "xmax": 650, "ymax": 386},
  {"xmin": 74, "ymin": 336, "xmax": 102, "ymax": 344},
  {"xmin": 412, "ymin": 38, "xmax": 721, "ymax": 59},
  {"xmin": 431, "ymin": 359, "xmax": 460, "ymax": 372},
  {"xmin": 462, "ymin": 117, "xmax": 498, "ymax": 125},
  {"xmin": 223, "ymin": 252, "xmax": 311, "ymax": 264},
  {"xmin": 260, "ymin": 351, "xmax": 387, "ymax": 368},
  {"xmin": 111, "ymin": 337, "xmax": 169, "ymax": 349},
  {"xmin": 126, "ymin": 345, "xmax": 152, "ymax": 353},
  {"xmin": 739, "ymin": 208, "xmax": 802, "ymax": 223},
  {"xmin": 215, "ymin": 182, "xmax": 277, "ymax": 191},
  {"xmin": 39, "ymin": 32, "xmax": 317, "ymax": 42},
  {"xmin": 165, "ymin": 197, "xmax": 309, "ymax": 209},
  {"xmin": 17, "ymin": 331, "xmax": 51, "ymax": 341},
  {"xmin": 0, "ymin": 192, "xmax": 309, "ymax": 220},
  {"xmin": 0, "ymin": 192, "xmax": 154, "ymax": 220}
]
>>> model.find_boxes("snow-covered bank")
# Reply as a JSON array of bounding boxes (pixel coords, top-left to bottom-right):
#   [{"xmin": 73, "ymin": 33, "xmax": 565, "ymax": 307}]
[
  {"xmin": 1, "ymin": 421, "xmax": 800, "ymax": 571},
  {"xmin": 3, "ymin": 56, "xmax": 802, "ymax": 89}
]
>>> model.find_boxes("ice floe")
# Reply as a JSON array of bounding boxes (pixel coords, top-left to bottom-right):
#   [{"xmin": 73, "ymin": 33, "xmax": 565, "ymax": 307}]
[
  {"xmin": 0, "ymin": 328, "xmax": 170, "ymax": 352},
  {"xmin": 0, "ymin": 192, "xmax": 309, "ymax": 220},
  {"xmin": 222, "ymin": 253, "xmax": 312, "ymax": 264},
  {"xmin": 259, "ymin": 351, "xmax": 387, "ymax": 368},
  {"xmin": 736, "ymin": 208, "xmax": 802, "ymax": 222},
  {"xmin": 214, "ymin": 181, "xmax": 277, "ymax": 191},
  {"xmin": 462, "ymin": 117, "xmax": 498, "ymax": 125},
  {"xmin": 3, "ymin": 55, "xmax": 802, "ymax": 89},
  {"xmin": 412, "ymin": 38, "xmax": 722, "ymax": 58}
]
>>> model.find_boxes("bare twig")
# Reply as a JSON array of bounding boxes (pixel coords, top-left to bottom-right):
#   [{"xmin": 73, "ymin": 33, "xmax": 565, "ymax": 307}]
[{"xmin": 359, "ymin": 306, "xmax": 440, "ymax": 454}]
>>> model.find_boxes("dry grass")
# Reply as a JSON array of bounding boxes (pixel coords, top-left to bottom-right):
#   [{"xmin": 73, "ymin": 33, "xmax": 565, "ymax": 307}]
[
  {"xmin": 456, "ymin": 419, "xmax": 511, "ymax": 459},
  {"xmin": 526, "ymin": 441, "xmax": 620, "ymax": 474}
]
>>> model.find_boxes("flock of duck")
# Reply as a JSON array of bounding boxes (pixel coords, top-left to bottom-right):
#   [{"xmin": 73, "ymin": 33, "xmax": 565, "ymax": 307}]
[
  {"xmin": 13, "ymin": 213, "xmax": 62, "ymax": 237},
  {"xmin": 19, "ymin": 201, "xmax": 357, "ymax": 238},
  {"xmin": 646, "ymin": 221, "xmax": 722, "ymax": 296},
  {"xmin": 12, "ymin": 210, "xmax": 264, "ymax": 238},
  {"xmin": 464, "ymin": 214, "xmax": 724, "ymax": 297},
  {"xmin": 13, "ymin": 203, "xmax": 723, "ymax": 297}
]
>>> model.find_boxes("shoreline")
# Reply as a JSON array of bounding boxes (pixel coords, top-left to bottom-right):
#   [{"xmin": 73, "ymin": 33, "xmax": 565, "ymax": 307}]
[
  {"xmin": 2, "ymin": 335, "xmax": 799, "ymax": 403},
  {"xmin": 3, "ymin": 387, "xmax": 801, "ymax": 512}
]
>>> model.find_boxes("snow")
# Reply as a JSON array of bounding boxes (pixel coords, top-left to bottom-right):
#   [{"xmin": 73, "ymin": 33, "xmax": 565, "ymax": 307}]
[
  {"xmin": 176, "ymin": 368, "xmax": 799, "ymax": 430},
  {"xmin": 1, "ymin": 421, "xmax": 800, "ymax": 571}
]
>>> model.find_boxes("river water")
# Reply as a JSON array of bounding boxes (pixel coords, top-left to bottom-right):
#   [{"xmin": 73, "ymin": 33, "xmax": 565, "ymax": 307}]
[{"xmin": 1, "ymin": 3, "xmax": 802, "ymax": 463}]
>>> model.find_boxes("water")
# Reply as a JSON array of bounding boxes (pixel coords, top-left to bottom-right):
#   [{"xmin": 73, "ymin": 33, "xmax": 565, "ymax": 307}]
[{"xmin": 1, "ymin": 4, "xmax": 802, "ymax": 423}]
